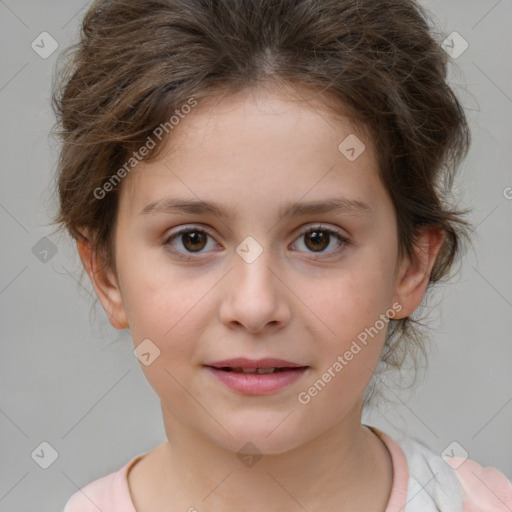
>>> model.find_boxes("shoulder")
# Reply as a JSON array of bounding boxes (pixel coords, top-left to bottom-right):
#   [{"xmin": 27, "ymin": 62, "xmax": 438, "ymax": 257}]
[
  {"xmin": 450, "ymin": 455, "xmax": 512, "ymax": 512},
  {"xmin": 398, "ymin": 432, "xmax": 512, "ymax": 512},
  {"xmin": 370, "ymin": 426, "xmax": 512, "ymax": 512},
  {"xmin": 62, "ymin": 455, "xmax": 143, "ymax": 512}
]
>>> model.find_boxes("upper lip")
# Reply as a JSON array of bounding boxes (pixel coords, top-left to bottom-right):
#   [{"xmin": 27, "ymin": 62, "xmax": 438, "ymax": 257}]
[{"xmin": 205, "ymin": 358, "xmax": 307, "ymax": 369}]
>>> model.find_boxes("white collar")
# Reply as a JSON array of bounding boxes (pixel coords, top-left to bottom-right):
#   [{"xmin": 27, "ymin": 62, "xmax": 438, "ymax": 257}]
[{"xmin": 400, "ymin": 436, "xmax": 464, "ymax": 512}]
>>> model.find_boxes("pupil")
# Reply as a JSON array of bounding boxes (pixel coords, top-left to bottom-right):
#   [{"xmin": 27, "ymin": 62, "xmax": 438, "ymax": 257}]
[
  {"xmin": 306, "ymin": 230, "xmax": 328, "ymax": 251},
  {"xmin": 184, "ymin": 232, "xmax": 206, "ymax": 252}
]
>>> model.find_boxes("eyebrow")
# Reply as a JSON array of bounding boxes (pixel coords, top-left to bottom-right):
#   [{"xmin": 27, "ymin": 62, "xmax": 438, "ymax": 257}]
[{"xmin": 140, "ymin": 196, "xmax": 372, "ymax": 219}]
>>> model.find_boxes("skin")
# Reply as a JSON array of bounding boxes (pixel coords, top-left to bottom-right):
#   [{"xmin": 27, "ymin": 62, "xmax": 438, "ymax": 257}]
[{"xmin": 78, "ymin": 84, "xmax": 444, "ymax": 512}]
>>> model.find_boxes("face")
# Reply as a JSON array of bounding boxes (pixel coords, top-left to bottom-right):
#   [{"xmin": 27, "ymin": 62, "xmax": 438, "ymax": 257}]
[{"xmin": 82, "ymin": 85, "xmax": 441, "ymax": 455}]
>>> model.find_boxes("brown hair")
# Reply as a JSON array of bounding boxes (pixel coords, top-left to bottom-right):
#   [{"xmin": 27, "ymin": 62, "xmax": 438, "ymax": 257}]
[{"xmin": 51, "ymin": 0, "xmax": 473, "ymax": 407}]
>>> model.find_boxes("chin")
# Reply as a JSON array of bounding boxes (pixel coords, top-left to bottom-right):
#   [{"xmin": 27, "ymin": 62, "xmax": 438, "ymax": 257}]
[{"xmin": 208, "ymin": 416, "xmax": 309, "ymax": 456}]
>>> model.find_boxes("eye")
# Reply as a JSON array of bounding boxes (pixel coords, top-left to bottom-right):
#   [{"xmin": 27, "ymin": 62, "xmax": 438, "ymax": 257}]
[
  {"xmin": 163, "ymin": 224, "xmax": 349, "ymax": 261},
  {"xmin": 164, "ymin": 226, "xmax": 220, "ymax": 260},
  {"xmin": 291, "ymin": 224, "xmax": 349, "ymax": 259}
]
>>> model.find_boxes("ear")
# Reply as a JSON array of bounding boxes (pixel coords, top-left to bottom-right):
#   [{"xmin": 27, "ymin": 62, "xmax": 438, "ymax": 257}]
[
  {"xmin": 392, "ymin": 225, "xmax": 445, "ymax": 319},
  {"xmin": 76, "ymin": 235, "xmax": 129, "ymax": 330}
]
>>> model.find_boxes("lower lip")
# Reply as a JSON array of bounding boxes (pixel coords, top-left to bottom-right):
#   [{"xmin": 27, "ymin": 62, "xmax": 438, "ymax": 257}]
[{"xmin": 205, "ymin": 367, "xmax": 308, "ymax": 395}]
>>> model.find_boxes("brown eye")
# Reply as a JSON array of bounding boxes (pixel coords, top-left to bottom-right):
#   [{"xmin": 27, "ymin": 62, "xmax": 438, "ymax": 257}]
[
  {"xmin": 164, "ymin": 227, "xmax": 219, "ymax": 258},
  {"xmin": 291, "ymin": 225, "xmax": 348, "ymax": 259},
  {"xmin": 303, "ymin": 229, "xmax": 330, "ymax": 252},
  {"xmin": 181, "ymin": 230, "xmax": 208, "ymax": 252}
]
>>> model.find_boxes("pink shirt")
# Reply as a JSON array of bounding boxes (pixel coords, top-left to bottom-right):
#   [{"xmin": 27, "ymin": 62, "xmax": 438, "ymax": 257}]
[{"xmin": 63, "ymin": 427, "xmax": 512, "ymax": 511}]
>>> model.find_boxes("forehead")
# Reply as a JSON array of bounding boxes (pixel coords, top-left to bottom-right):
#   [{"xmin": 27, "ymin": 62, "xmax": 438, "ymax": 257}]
[
  {"xmin": 119, "ymin": 85, "xmax": 384, "ymax": 219},
  {"xmin": 163, "ymin": 84, "xmax": 369, "ymax": 152}
]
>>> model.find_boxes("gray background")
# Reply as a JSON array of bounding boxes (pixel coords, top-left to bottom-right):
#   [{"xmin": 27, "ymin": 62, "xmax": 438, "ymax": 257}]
[{"xmin": 1, "ymin": 0, "xmax": 511, "ymax": 510}]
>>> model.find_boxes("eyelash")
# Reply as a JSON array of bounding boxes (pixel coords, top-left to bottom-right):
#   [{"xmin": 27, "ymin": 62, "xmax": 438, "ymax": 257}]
[{"xmin": 163, "ymin": 224, "xmax": 349, "ymax": 261}]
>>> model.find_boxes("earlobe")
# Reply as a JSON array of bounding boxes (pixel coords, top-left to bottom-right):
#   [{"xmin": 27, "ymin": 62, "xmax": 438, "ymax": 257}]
[
  {"xmin": 76, "ymin": 236, "xmax": 129, "ymax": 330},
  {"xmin": 392, "ymin": 226, "xmax": 445, "ymax": 319}
]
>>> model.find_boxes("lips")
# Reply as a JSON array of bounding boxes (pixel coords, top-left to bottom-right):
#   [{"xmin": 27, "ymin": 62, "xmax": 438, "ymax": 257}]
[
  {"xmin": 204, "ymin": 358, "xmax": 309, "ymax": 395},
  {"xmin": 217, "ymin": 367, "xmax": 292, "ymax": 374},
  {"xmin": 205, "ymin": 357, "xmax": 307, "ymax": 370}
]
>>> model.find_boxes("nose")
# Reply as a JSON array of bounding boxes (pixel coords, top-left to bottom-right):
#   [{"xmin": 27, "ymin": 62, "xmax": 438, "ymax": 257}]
[{"xmin": 218, "ymin": 246, "xmax": 292, "ymax": 334}]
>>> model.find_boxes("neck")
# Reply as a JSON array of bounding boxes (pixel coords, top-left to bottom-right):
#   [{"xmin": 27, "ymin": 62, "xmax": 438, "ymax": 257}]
[{"xmin": 148, "ymin": 403, "xmax": 391, "ymax": 512}]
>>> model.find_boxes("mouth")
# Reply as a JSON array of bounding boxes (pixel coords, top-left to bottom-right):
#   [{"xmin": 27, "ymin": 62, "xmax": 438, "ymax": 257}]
[
  {"xmin": 203, "ymin": 358, "xmax": 310, "ymax": 395},
  {"xmin": 205, "ymin": 357, "xmax": 307, "ymax": 370},
  {"xmin": 210, "ymin": 367, "xmax": 304, "ymax": 374}
]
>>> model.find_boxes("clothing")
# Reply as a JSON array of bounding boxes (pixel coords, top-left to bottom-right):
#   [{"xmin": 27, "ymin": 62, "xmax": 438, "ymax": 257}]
[{"xmin": 62, "ymin": 426, "xmax": 512, "ymax": 511}]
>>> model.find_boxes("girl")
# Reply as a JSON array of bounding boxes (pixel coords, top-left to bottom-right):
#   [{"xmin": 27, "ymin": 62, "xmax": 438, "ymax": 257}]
[{"xmin": 52, "ymin": 0, "xmax": 512, "ymax": 510}]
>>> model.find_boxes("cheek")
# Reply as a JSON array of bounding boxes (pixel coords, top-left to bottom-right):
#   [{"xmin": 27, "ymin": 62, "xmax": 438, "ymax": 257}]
[
  {"xmin": 117, "ymin": 243, "xmax": 195, "ymax": 333},
  {"xmin": 125, "ymin": 281, "xmax": 204, "ymax": 342},
  {"xmin": 124, "ymin": 276, "xmax": 211, "ymax": 406},
  {"xmin": 119, "ymin": 260, "xmax": 222, "ymax": 371},
  {"xmin": 296, "ymin": 258, "xmax": 396, "ymax": 407},
  {"xmin": 296, "ymin": 265, "xmax": 395, "ymax": 413},
  {"xmin": 306, "ymin": 255, "xmax": 395, "ymax": 340}
]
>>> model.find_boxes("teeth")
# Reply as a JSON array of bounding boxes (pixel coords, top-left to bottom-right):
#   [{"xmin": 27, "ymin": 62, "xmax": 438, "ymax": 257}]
[
  {"xmin": 232, "ymin": 367, "xmax": 277, "ymax": 374},
  {"xmin": 256, "ymin": 368, "xmax": 276, "ymax": 374}
]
